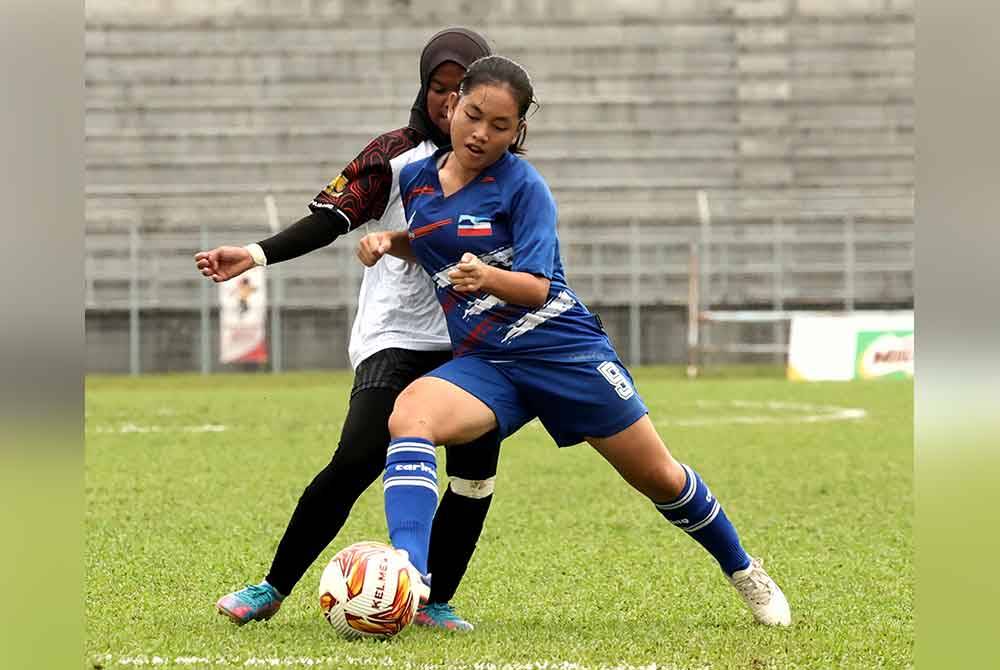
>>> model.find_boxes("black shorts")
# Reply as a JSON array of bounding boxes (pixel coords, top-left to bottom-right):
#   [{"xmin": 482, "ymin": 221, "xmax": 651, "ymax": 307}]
[
  {"xmin": 351, "ymin": 347, "xmax": 453, "ymax": 397},
  {"xmin": 350, "ymin": 347, "xmax": 500, "ymax": 481}
]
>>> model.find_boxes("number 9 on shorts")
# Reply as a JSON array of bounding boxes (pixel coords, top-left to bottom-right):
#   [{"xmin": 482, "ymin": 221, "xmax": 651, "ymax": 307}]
[{"xmin": 597, "ymin": 361, "xmax": 636, "ymax": 400}]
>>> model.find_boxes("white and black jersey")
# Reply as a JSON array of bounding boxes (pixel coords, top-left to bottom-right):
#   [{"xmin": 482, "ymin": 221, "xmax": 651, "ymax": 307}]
[{"xmin": 308, "ymin": 127, "xmax": 452, "ymax": 369}]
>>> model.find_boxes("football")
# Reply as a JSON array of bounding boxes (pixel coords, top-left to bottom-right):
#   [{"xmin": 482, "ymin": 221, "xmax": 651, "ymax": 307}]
[{"xmin": 318, "ymin": 541, "xmax": 423, "ymax": 639}]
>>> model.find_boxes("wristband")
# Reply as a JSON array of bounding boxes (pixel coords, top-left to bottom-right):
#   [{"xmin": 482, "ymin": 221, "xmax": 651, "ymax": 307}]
[{"xmin": 244, "ymin": 243, "xmax": 267, "ymax": 267}]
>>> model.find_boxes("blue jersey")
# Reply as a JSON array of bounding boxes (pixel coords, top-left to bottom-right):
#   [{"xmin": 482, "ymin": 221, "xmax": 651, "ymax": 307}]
[{"xmin": 399, "ymin": 148, "xmax": 616, "ymax": 362}]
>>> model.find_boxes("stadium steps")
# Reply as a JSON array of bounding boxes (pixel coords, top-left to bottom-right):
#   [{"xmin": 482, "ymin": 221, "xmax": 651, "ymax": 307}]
[
  {"xmin": 84, "ymin": 123, "xmax": 744, "ymax": 156},
  {"xmin": 83, "ymin": 17, "xmax": 912, "ymax": 85},
  {"xmin": 85, "ymin": 72, "xmax": 743, "ymax": 103},
  {"xmin": 83, "ymin": 3, "xmax": 914, "ymax": 310},
  {"xmin": 85, "ymin": 180, "xmax": 914, "ymax": 218},
  {"xmin": 86, "ymin": 57, "xmax": 913, "ymax": 102},
  {"xmin": 85, "ymin": 48, "xmax": 738, "ymax": 83},
  {"xmin": 84, "ymin": 50, "xmax": 913, "ymax": 93},
  {"xmin": 86, "ymin": 145, "xmax": 913, "ymax": 187},
  {"xmin": 85, "ymin": 0, "xmax": 914, "ymax": 24},
  {"xmin": 83, "ymin": 10, "xmax": 914, "ymax": 222},
  {"xmin": 85, "ymin": 187, "xmax": 914, "ymax": 232},
  {"xmin": 84, "ymin": 12, "xmax": 912, "ymax": 51},
  {"xmin": 85, "ymin": 120, "xmax": 913, "ymax": 157},
  {"xmin": 85, "ymin": 95, "xmax": 750, "ymax": 130},
  {"xmin": 84, "ymin": 204, "xmax": 914, "ymax": 230},
  {"xmin": 87, "ymin": 149, "xmax": 746, "ymax": 185},
  {"xmin": 85, "ymin": 22, "xmax": 739, "ymax": 53},
  {"xmin": 84, "ymin": 70, "xmax": 913, "ymax": 105},
  {"xmin": 84, "ymin": 95, "xmax": 913, "ymax": 132},
  {"xmin": 84, "ymin": 47, "xmax": 912, "ymax": 87}
]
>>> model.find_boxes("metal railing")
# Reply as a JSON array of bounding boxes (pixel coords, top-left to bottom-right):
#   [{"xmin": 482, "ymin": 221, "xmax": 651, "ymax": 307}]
[{"xmin": 84, "ymin": 213, "xmax": 912, "ymax": 374}]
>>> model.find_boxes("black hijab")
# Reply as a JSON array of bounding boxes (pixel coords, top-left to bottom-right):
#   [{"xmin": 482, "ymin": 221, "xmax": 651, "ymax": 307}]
[{"xmin": 408, "ymin": 27, "xmax": 493, "ymax": 147}]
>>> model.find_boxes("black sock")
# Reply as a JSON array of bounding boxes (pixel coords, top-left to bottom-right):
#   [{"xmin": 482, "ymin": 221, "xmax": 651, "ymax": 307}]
[
  {"xmin": 263, "ymin": 388, "xmax": 395, "ymax": 595},
  {"xmin": 426, "ymin": 487, "xmax": 493, "ymax": 604}
]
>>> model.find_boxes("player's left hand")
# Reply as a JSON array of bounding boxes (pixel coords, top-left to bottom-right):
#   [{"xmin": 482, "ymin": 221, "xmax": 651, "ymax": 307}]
[{"xmin": 448, "ymin": 252, "xmax": 491, "ymax": 293}]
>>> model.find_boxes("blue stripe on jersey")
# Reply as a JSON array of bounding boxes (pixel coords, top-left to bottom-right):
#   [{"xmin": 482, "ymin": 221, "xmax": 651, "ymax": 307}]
[{"xmin": 399, "ymin": 149, "xmax": 617, "ymax": 362}]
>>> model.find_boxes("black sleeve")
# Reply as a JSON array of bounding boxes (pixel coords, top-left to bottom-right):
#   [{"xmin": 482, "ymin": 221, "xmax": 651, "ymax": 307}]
[{"xmin": 256, "ymin": 209, "xmax": 345, "ymax": 265}]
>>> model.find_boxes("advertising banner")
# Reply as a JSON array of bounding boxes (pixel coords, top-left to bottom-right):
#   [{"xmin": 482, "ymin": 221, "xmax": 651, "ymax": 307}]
[
  {"xmin": 855, "ymin": 330, "xmax": 914, "ymax": 379},
  {"xmin": 219, "ymin": 267, "xmax": 268, "ymax": 364},
  {"xmin": 788, "ymin": 312, "xmax": 913, "ymax": 381}
]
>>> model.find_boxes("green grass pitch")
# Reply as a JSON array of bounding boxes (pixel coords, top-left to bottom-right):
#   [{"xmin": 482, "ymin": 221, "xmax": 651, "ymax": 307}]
[{"xmin": 86, "ymin": 369, "xmax": 912, "ymax": 669}]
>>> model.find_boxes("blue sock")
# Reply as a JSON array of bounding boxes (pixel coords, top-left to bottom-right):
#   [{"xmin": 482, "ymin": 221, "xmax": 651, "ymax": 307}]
[
  {"xmin": 383, "ymin": 437, "xmax": 438, "ymax": 575},
  {"xmin": 654, "ymin": 464, "xmax": 751, "ymax": 576}
]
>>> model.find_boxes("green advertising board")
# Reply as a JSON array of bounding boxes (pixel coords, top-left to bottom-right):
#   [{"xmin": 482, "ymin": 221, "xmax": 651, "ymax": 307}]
[{"xmin": 855, "ymin": 330, "xmax": 914, "ymax": 379}]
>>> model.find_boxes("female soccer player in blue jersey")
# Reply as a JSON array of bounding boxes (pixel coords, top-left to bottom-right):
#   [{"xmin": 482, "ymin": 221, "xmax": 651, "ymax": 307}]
[
  {"xmin": 196, "ymin": 28, "xmax": 499, "ymax": 631},
  {"xmin": 358, "ymin": 55, "xmax": 791, "ymax": 627}
]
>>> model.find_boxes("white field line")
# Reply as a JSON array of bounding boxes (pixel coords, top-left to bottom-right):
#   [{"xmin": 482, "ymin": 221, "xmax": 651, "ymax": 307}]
[
  {"xmin": 90, "ymin": 423, "xmax": 228, "ymax": 434},
  {"xmin": 89, "ymin": 402, "xmax": 865, "ymax": 437},
  {"xmin": 91, "ymin": 656, "xmax": 705, "ymax": 670},
  {"xmin": 658, "ymin": 400, "xmax": 867, "ymax": 427},
  {"xmin": 89, "ymin": 401, "xmax": 864, "ymax": 436},
  {"xmin": 520, "ymin": 399, "xmax": 866, "ymax": 431}
]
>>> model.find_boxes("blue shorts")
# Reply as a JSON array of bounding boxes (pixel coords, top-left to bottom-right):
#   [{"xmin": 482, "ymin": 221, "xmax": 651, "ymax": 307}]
[{"xmin": 426, "ymin": 356, "xmax": 649, "ymax": 447}]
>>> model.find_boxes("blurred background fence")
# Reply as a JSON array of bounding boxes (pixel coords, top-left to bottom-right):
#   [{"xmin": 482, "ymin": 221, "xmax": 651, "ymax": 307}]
[{"xmin": 84, "ymin": 0, "xmax": 914, "ymax": 373}]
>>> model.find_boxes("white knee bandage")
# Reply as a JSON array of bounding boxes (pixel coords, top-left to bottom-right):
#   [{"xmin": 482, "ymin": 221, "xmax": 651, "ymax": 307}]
[{"xmin": 449, "ymin": 476, "xmax": 496, "ymax": 499}]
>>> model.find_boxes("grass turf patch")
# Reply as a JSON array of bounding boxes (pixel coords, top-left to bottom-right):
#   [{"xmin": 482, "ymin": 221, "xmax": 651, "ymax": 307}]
[{"xmin": 86, "ymin": 370, "xmax": 912, "ymax": 669}]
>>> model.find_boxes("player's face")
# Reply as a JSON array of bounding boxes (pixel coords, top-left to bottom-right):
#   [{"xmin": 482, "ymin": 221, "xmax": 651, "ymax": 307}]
[
  {"xmin": 425, "ymin": 62, "xmax": 466, "ymax": 137},
  {"xmin": 447, "ymin": 83, "xmax": 523, "ymax": 172}
]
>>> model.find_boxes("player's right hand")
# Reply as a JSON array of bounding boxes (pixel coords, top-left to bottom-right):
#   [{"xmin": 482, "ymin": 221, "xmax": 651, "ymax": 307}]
[
  {"xmin": 357, "ymin": 232, "xmax": 392, "ymax": 267},
  {"xmin": 194, "ymin": 246, "xmax": 254, "ymax": 283}
]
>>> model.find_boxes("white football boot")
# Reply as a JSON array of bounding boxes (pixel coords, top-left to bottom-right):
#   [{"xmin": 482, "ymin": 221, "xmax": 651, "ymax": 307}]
[{"xmin": 728, "ymin": 557, "xmax": 792, "ymax": 626}]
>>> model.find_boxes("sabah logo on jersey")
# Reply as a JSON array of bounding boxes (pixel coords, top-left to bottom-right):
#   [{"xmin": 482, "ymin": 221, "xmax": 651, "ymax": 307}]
[{"xmin": 457, "ymin": 215, "xmax": 493, "ymax": 237}]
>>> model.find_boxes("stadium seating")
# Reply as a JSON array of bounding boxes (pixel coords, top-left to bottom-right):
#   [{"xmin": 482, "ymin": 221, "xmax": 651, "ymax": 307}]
[{"xmin": 84, "ymin": 0, "xmax": 914, "ymax": 370}]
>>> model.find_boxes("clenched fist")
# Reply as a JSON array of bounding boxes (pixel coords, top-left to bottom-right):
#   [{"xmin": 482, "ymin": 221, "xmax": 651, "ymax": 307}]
[
  {"xmin": 356, "ymin": 232, "xmax": 394, "ymax": 267},
  {"xmin": 194, "ymin": 246, "xmax": 255, "ymax": 283},
  {"xmin": 447, "ymin": 252, "xmax": 492, "ymax": 293}
]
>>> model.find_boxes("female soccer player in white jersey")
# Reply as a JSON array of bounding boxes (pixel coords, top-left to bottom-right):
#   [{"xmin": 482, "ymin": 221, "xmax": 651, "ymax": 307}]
[
  {"xmin": 195, "ymin": 27, "xmax": 498, "ymax": 631},
  {"xmin": 358, "ymin": 55, "xmax": 792, "ymax": 627}
]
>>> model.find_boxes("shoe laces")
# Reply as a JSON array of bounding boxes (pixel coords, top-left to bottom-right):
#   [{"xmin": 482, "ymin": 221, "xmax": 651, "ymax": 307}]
[
  {"xmin": 731, "ymin": 560, "xmax": 773, "ymax": 606},
  {"xmin": 420, "ymin": 602, "xmax": 461, "ymax": 622},
  {"xmin": 239, "ymin": 583, "xmax": 281, "ymax": 608}
]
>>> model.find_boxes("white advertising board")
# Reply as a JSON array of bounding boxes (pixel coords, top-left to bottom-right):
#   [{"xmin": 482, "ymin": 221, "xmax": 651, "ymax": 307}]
[{"xmin": 787, "ymin": 312, "xmax": 913, "ymax": 381}]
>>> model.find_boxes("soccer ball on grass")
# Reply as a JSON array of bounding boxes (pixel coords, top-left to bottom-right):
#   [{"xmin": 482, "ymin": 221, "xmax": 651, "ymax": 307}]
[{"xmin": 319, "ymin": 541, "xmax": 424, "ymax": 639}]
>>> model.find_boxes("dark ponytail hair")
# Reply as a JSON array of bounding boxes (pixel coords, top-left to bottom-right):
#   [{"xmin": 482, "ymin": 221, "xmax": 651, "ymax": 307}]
[{"xmin": 458, "ymin": 55, "xmax": 536, "ymax": 154}]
